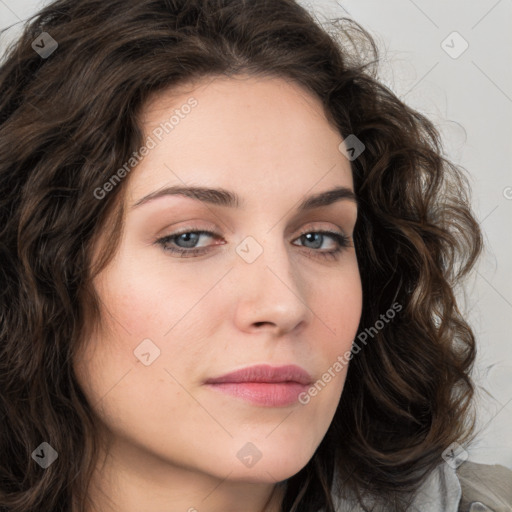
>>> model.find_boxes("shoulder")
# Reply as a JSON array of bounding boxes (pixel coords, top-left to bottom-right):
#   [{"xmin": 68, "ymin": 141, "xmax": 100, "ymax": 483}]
[
  {"xmin": 455, "ymin": 460, "xmax": 512, "ymax": 512},
  {"xmin": 329, "ymin": 460, "xmax": 512, "ymax": 511}
]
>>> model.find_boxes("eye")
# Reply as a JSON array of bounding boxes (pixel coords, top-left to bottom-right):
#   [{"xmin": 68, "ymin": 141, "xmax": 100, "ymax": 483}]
[
  {"xmin": 155, "ymin": 229, "xmax": 221, "ymax": 258},
  {"xmin": 293, "ymin": 229, "xmax": 352, "ymax": 261},
  {"xmin": 154, "ymin": 228, "xmax": 352, "ymax": 260}
]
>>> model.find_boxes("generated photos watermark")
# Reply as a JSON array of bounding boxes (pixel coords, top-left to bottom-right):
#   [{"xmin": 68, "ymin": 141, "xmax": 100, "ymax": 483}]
[
  {"xmin": 93, "ymin": 97, "xmax": 198, "ymax": 200},
  {"xmin": 298, "ymin": 301, "xmax": 403, "ymax": 405}
]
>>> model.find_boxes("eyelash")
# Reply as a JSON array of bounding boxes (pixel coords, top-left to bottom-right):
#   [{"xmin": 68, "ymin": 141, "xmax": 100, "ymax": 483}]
[{"xmin": 154, "ymin": 228, "xmax": 352, "ymax": 261}]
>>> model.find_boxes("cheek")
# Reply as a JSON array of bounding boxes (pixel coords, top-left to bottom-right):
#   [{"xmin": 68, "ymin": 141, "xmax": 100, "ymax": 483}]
[
  {"xmin": 299, "ymin": 265, "xmax": 362, "ymax": 403},
  {"xmin": 315, "ymin": 265, "xmax": 363, "ymax": 350},
  {"xmin": 75, "ymin": 254, "xmax": 221, "ymax": 399},
  {"xmin": 93, "ymin": 257, "xmax": 213, "ymax": 340}
]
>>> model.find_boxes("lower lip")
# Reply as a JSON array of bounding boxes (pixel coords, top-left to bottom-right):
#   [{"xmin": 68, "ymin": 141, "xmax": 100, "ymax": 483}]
[{"xmin": 205, "ymin": 382, "xmax": 309, "ymax": 407}]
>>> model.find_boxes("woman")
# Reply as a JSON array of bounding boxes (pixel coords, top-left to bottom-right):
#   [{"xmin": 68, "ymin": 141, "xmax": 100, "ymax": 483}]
[{"xmin": 0, "ymin": 0, "xmax": 510, "ymax": 511}]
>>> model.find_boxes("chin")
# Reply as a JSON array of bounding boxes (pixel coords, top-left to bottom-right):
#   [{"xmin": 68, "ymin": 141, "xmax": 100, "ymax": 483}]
[
  {"xmin": 222, "ymin": 444, "xmax": 314, "ymax": 483},
  {"xmin": 226, "ymin": 464, "xmax": 308, "ymax": 484}
]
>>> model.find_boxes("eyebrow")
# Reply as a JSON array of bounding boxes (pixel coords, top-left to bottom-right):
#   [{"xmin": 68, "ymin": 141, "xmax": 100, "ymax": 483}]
[{"xmin": 130, "ymin": 184, "xmax": 357, "ymax": 211}]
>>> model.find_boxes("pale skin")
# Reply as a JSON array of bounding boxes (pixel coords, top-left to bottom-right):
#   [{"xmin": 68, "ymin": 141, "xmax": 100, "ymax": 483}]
[{"xmin": 73, "ymin": 75, "xmax": 363, "ymax": 512}]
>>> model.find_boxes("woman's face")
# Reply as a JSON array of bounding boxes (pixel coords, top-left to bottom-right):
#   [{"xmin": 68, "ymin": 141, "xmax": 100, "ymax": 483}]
[{"xmin": 74, "ymin": 75, "xmax": 362, "ymax": 503}]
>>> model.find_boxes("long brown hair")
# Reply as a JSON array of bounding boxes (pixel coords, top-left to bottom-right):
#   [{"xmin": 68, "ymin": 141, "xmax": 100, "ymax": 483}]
[{"xmin": 0, "ymin": 1, "xmax": 482, "ymax": 511}]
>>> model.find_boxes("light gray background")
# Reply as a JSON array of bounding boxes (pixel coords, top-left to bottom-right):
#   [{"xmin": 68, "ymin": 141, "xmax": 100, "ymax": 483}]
[{"xmin": 1, "ymin": 0, "xmax": 511, "ymax": 469}]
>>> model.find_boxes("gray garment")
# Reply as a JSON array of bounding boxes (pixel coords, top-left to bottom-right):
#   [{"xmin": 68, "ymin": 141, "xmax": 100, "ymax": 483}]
[
  {"xmin": 456, "ymin": 461, "xmax": 512, "ymax": 512},
  {"xmin": 328, "ymin": 461, "xmax": 512, "ymax": 511}
]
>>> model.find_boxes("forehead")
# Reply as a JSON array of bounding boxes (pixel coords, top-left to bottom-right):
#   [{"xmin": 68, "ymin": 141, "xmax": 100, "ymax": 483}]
[{"xmin": 129, "ymin": 74, "xmax": 353, "ymax": 204}]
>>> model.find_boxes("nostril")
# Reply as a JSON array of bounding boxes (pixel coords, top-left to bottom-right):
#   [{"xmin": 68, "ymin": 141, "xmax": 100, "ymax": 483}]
[{"xmin": 254, "ymin": 321, "xmax": 272, "ymax": 327}]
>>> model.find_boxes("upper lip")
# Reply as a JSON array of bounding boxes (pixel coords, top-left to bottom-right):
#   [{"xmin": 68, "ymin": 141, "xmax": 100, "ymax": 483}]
[{"xmin": 205, "ymin": 364, "xmax": 312, "ymax": 385}]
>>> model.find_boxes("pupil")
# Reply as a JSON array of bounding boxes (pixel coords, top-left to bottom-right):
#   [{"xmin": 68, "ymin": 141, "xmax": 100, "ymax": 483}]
[
  {"xmin": 304, "ymin": 233, "xmax": 322, "ymax": 249},
  {"xmin": 178, "ymin": 233, "xmax": 199, "ymax": 248}
]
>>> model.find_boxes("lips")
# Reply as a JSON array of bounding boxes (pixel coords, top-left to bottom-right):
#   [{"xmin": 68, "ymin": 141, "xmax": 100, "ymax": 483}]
[
  {"xmin": 205, "ymin": 364, "xmax": 313, "ymax": 386},
  {"xmin": 204, "ymin": 364, "xmax": 313, "ymax": 407}
]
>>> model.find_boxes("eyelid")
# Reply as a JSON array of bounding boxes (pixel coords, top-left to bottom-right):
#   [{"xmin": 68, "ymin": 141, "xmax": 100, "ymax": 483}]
[
  {"xmin": 296, "ymin": 220, "xmax": 348, "ymax": 234},
  {"xmin": 154, "ymin": 222, "xmax": 352, "ymax": 261},
  {"xmin": 157, "ymin": 221, "xmax": 349, "ymax": 242}
]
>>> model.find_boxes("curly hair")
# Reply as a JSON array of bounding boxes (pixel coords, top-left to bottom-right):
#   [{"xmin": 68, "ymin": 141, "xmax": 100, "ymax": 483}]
[{"xmin": 0, "ymin": 0, "xmax": 483, "ymax": 511}]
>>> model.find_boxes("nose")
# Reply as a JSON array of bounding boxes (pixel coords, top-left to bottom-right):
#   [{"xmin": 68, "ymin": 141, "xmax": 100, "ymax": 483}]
[{"xmin": 231, "ymin": 235, "xmax": 314, "ymax": 336}]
